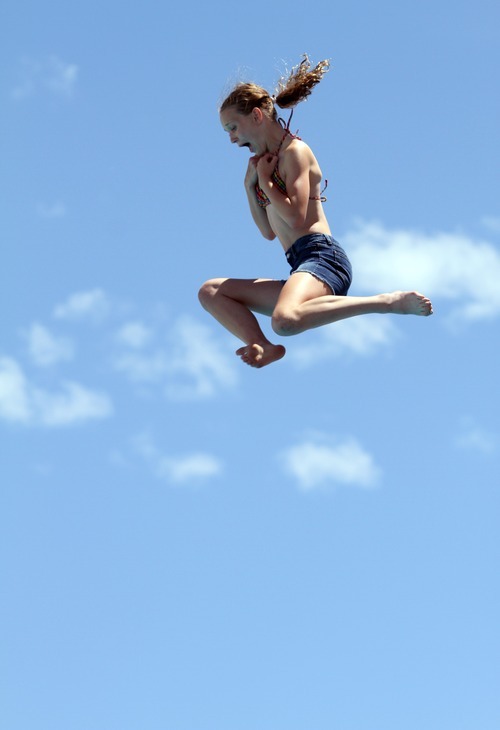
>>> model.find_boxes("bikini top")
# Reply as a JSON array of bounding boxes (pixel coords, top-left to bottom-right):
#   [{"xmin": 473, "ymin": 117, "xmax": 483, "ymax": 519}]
[{"xmin": 255, "ymin": 127, "xmax": 327, "ymax": 208}]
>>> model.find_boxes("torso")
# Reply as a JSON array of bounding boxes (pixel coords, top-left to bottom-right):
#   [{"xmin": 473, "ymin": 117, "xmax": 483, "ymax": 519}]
[{"xmin": 261, "ymin": 136, "xmax": 332, "ymax": 252}]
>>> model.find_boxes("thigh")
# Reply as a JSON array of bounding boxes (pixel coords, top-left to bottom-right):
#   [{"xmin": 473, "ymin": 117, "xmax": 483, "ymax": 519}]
[
  {"xmin": 216, "ymin": 277, "xmax": 286, "ymax": 316},
  {"xmin": 275, "ymin": 271, "xmax": 332, "ymax": 310}
]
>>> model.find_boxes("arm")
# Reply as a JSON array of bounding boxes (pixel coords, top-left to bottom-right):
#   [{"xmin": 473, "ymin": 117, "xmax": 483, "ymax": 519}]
[
  {"xmin": 256, "ymin": 145, "xmax": 310, "ymax": 229},
  {"xmin": 244, "ymin": 156, "xmax": 276, "ymax": 241}
]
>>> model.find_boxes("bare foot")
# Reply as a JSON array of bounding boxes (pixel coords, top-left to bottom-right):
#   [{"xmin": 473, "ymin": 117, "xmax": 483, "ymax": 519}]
[
  {"xmin": 384, "ymin": 291, "xmax": 433, "ymax": 316},
  {"xmin": 235, "ymin": 342, "xmax": 286, "ymax": 368}
]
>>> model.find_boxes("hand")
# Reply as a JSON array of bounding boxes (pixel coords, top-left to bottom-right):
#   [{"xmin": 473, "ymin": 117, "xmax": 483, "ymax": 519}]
[
  {"xmin": 244, "ymin": 155, "xmax": 260, "ymax": 188},
  {"xmin": 256, "ymin": 152, "xmax": 278, "ymax": 182}
]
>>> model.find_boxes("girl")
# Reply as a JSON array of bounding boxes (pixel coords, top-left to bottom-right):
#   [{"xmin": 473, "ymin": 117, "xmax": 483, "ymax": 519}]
[{"xmin": 199, "ymin": 56, "xmax": 433, "ymax": 368}]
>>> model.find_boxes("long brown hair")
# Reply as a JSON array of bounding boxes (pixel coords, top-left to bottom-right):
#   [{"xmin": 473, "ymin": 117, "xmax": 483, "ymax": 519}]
[{"xmin": 220, "ymin": 55, "xmax": 330, "ymax": 120}]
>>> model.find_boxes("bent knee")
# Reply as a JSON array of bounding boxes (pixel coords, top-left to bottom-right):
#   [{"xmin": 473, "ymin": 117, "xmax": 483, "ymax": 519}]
[
  {"xmin": 271, "ymin": 308, "xmax": 302, "ymax": 336},
  {"xmin": 198, "ymin": 278, "xmax": 223, "ymax": 308}
]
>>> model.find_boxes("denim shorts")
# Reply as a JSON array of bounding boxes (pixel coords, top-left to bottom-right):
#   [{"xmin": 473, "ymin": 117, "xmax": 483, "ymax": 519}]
[{"xmin": 285, "ymin": 233, "xmax": 352, "ymax": 295}]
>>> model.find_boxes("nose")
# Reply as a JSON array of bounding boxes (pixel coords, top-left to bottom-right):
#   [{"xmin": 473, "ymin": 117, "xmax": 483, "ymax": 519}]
[{"xmin": 229, "ymin": 132, "xmax": 238, "ymax": 144}]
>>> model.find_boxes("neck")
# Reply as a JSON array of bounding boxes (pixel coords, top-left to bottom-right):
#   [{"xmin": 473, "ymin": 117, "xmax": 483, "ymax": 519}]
[{"xmin": 265, "ymin": 124, "xmax": 290, "ymax": 155}]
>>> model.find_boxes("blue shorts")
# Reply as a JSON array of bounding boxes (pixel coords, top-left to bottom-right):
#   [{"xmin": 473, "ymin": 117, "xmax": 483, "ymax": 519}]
[{"xmin": 285, "ymin": 233, "xmax": 352, "ymax": 296}]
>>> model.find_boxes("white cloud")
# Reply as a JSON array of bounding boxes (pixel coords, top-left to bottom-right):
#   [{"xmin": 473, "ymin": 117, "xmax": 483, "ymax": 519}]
[
  {"xmin": 26, "ymin": 323, "xmax": 74, "ymax": 366},
  {"xmin": 343, "ymin": 220, "xmax": 500, "ymax": 322},
  {"xmin": 32, "ymin": 382, "xmax": 112, "ymax": 426},
  {"xmin": 289, "ymin": 316, "xmax": 398, "ymax": 368},
  {"xmin": 165, "ymin": 316, "xmax": 239, "ymax": 399},
  {"xmin": 133, "ymin": 433, "xmax": 223, "ymax": 484},
  {"xmin": 164, "ymin": 453, "xmax": 223, "ymax": 483},
  {"xmin": 115, "ymin": 321, "xmax": 152, "ymax": 349},
  {"xmin": 12, "ymin": 55, "xmax": 78, "ymax": 100},
  {"xmin": 113, "ymin": 316, "xmax": 238, "ymax": 400},
  {"xmin": 114, "ymin": 351, "xmax": 168, "ymax": 383},
  {"xmin": 54, "ymin": 289, "xmax": 110, "ymax": 323},
  {"xmin": 455, "ymin": 417, "xmax": 498, "ymax": 455},
  {"xmin": 0, "ymin": 358, "xmax": 32, "ymax": 423},
  {"xmin": 280, "ymin": 433, "xmax": 381, "ymax": 491},
  {"xmin": 0, "ymin": 357, "xmax": 112, "ymax": 427}
]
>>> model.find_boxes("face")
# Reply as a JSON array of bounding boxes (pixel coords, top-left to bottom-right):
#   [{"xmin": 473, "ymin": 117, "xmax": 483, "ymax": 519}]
[{"xmin": 220, "ymin": 107, "xmax": 262, "ymax": 154}]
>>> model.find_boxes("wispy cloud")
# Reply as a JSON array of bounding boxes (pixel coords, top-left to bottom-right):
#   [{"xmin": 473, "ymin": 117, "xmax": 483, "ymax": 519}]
[
  {"xmin": 115, "ymin": 321, "xmax": 152, "ymax": 349},
  {"xmin": 289, "ymin": 316, "xmax": 398, "ymax": 368},
  {"xmin": 113, "ymin": 320, "xmax": 165, "ymax": 382},
  {"xmin": 114, "ymin": 351, "xmax": 168, "ymax": 384},
  {"xmin": 7, "ymin": 290, "xmax": 237, "ymax": 423},
  {"xmin": 36, "ymin": 201, "xmax": 67, "ymax": 219},
  {"xmin": 114, "ymin": 315, "xmax": 239, "ymax": 400},
  {"xmin": 133, "ymin": 432, "xmax": 223, "ymax": 485},
  {"xmin": 343, "ymin": 220, "xmax": 500, "ymax": 322},
  {"xmin": 454, "ymin": 417, "xmax": 498, "ymax": 455},
  {"xmin": 0, "ymin": 357, "xmax": 112, "ymax": 427},
  {"xmin": 280, "ymin": 432, "xmax": 382, "ymax": 491},
  {"xmin": 0, "ymin": 358, "xmax": 32, "ymax": 424},
  {"xmin": 113, "ymin": 316, "xmax": 237, "ymax": 401},
  {"xmin": 481, "ymin": 216, "xmax": 500, "ymax": 235},
  {"xmin": 45, "ymin": 56, "xmax": 78, "ymax": 97},
  {"xmin": 165, "ymin": 316, "xmax": 239, "ymax": 399},
  {"xmin": 12, "ymin": 55, "xmax": 78, "ymax": 100},
  {"xmin": 25, "ymin": 323, "xmax": 74, "ymax": 367},
  {"xmin": 54, "ymin": 289, "xmax": 110, "ymax": 323},
  {"xmin": 32, "ymin": 382, "xmax": 112, "ymax": 426}
]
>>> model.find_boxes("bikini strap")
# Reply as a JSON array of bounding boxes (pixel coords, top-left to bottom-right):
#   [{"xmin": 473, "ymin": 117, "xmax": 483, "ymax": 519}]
[
  {"xmin": 277, "ymin": 109, "xmax": 301, "ymax": 144},
  {"xmin": 309, "ymin": 179, "xmax": 328, "ymax": 203}
]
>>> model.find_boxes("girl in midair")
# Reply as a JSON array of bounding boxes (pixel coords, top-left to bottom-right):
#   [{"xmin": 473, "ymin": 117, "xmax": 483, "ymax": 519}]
[{"xmin": 199, "ymin": 56, "xmax": 433, "ymax": 368}]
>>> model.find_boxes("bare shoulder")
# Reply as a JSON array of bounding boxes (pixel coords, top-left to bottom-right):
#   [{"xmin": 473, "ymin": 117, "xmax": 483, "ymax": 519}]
[{"xmin": 283, "ymin": 137, "xmax": 317, "ymax": 168}]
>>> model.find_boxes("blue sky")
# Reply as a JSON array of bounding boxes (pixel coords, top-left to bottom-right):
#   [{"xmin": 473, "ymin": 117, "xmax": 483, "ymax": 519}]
[{"xmin": 1, "ymin": 1, "xmax": 499, "ymax": 728}]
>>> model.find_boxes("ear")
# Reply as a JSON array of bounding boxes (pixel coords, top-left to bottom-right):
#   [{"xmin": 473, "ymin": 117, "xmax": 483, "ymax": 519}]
[{"xmin": 252, "ymin": 107, "xmax": 264, "ymax": 124}]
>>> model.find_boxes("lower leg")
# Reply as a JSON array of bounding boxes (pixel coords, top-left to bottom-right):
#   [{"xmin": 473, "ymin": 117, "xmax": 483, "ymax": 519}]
[
  {"xmin": 273, "ymin": 289, "xmax": 433, "ymax": 336},
  {"xmin": 198, "ymin": 279, "xmax": 286, "ymax": 367}
]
